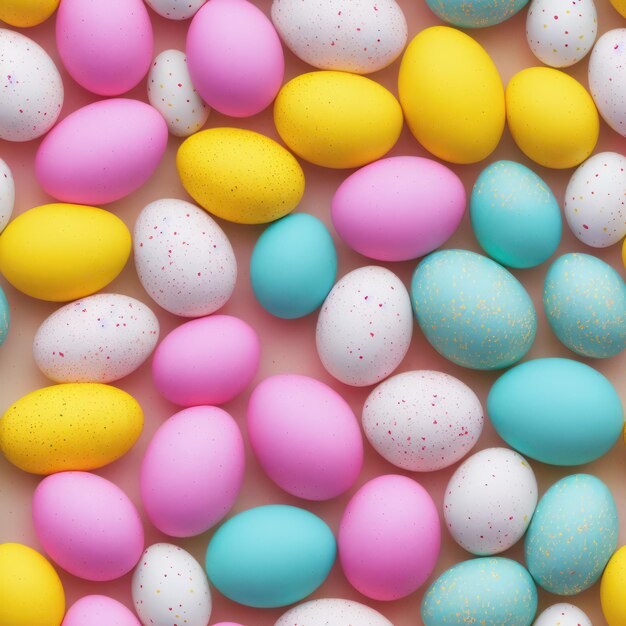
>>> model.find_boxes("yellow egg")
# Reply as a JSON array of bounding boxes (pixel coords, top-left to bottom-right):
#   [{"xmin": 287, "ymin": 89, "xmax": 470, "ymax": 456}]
[
  {"xmin": 622, "ymin": 238, "xmax": 626, "ymax": 269},
  {"xmin": 506, "ymin": 67, "xmax": 599, "ymax": 169},
  {"xmin": 273, "ymin": 71, "xmax": 403, "ymax": 169},
  {"xmin": 609, "ymin": 0, "xmax": 626, "ymax": 17},
  {"xmin": 0, "ymin": 203, "xmax": 131, "ymax": 301},
  {"xmin": 177, "ymin": 128, "xmax": 305, "ymax": 224},
  {"xmin": 0, "ymin": 383, "xmax": 143, "ymax": 474},
  {"xmin": 398, "ymin": 26, "xmax": 505, "ymax": 164},
  {"xmin": 602, "ymin": 545, "xmax": 626, "ymax": 625},
  {"xmin": 0, "ymin": 543, "xmax": 65, "ymax": 626},
  {"xmin": 0, "ymin": 0, "xmax": 59, "ymax": 27}
]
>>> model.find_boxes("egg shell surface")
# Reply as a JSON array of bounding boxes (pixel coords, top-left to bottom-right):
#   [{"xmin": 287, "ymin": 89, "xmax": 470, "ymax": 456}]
[
  {"xmin": 0, "ymin": 285, "xmax": 8, "ymax": 346},
  {"xmin": 601, "ymin": 545, "xmax": 626, "ymax": 625},
  {"xmin": 424, "ymin": 0, "xmax": 528, "ymax": 27},
  {"xmin": 0, "ymin": 0, "xmax": 60, "ymax": 26},
  {"xmin": 0, "ymin": 158, "xmax": 15, "ymax": 233},
  {"xmin": 62, "ymin": 596, "xmax": 140, "ymax": 626},
  {"xmin": 274, "ymin": 599, "xmax": 393, "ymax": 626},
  {"xmin": 609, "ymin": 0, "xmax": 626, "ymax": 15},
  {"xmin": 145, "ymin": 0, "xmax": 206, "ymax": 20},
  {"xmin": 533, "ymin": 603, "xmax": 592, "ymax": 626}
]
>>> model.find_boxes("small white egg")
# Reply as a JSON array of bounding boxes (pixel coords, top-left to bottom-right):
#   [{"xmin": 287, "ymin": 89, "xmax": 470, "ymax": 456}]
[
  {"xmin": 0, "ymin": 158, "xmax": 14, "ymax": 233},
  {"xmin": 144, "ymin": 0, "xmax": 206, "ymax": 20},
  {"xmin": 275, "ymin": 598, "xmax": 393, "ymax": 626},
  {"xmin": 533, "ymin": 603, "xmax": 592, "ymax": 626}
]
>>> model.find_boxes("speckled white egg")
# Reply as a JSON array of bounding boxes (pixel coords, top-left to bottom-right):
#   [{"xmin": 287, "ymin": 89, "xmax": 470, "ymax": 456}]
[
  {"xmin": 316, "ymin": 266, "xmax": 413, "ymax": 387},
  {"xmin": 145, "ymin": 0, "xmax": 206, "ymax": 20},
  {"xmin": 271, "ymin": 0, "xmax": 407, "ymax": 74},
  {"xmin": 0, "ymin": 29, "xmax": 64, "ymax": 142},
  {"xmin": 526, "ymin": 0, "xmax": 597, "ymax": 67},
  {"xmin": 533, "ymin": 603, "xmax": 592, "ymax": 626},
  {"xmin": 134, "ymin": 199, "xmax": 237, "ymax": 318},
  {"xmin": 362, "ymin": 370, "xmax": 484, "ymax": 472},
  {"xmin": 589, "ymin": 28, "xmax": 626, "ymax": 137},
  {"xmin": 275, "ymin": 598, "xmax": 393, "ymax": 626},
  {"xmin": 0, "ymin": 159, "xmax": 14, "ymax": 233},
  {"xmin": 147, "ymin": 50, "xmax": 210, "ymax": 137},
  {"xmin": 33, "ymin": 294, "xmax": 160, "ymax": 383},
  {"xmin": 444, "ymin": 447, "xmax": 538, "ymax": 556},
  {"xmin": 564, "ymin": 152, "xmax": 626, "ymax": 248}
]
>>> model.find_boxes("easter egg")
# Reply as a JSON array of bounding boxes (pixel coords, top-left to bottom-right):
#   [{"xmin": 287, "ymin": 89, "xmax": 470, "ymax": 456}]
[
  {"xmin": 33, "ymin": 472, "xmax": 144, "ymax": 581},
  {"xmin": 134, "ymin": 199, "xmax": 237, "ymax": 317},
  {"xmin": 0, "ymin": 29, "xmax": 63, "ymax": 142},
  {"xmin": 0, "ymin": 286, "xmax": 8, "ymax": 346},
  {"xmin": 274, "ymin": 71, "xmax": 403, "ymax": 169},
  {"xmin": 0, "ymin": 203, "xmax": 131, "ymax": 302},
  {"xmin": 56, "ymin": 0, "xmax": 153, "ymax": 96},
  {"xmin": 0, "ymin": 543, "xmax": 64, "ymax": 626},
  {"xmin": 62, "ymin": 596, "xmax": 140, "ymax": 626},
  {"xmin": 140, "ymin": 406, "xmax": 245, "ymax": 537},
  {"xmin": 275, "ymin": 599, "xmax": 393, "ymax": 626},
  {"xmin": 525, "ymin": 474, "xmax": 618, "ymax": 594},
  {"xmin": 424, "ymin": 0, "xmax": 528, "ymax": 27},
  {"xmin": 316, "ymin": 266, "xmax": 413, "ymax": 387},
  {"xmin": 470, "ymin": 160, "xmax": 562, "ymax": 268},
  {"xmin": 506, "ymin": 67, "xmax": 599, "ymax": 169},
  {"xmin": 339, "ymin": 475, "xmax": 440, "ymax": 600},
  {"xmin": 250, "ymin": 213, "xmax": 337, "ymax": 319},
  {"xmin": 331, "ymin": 156, "xmax": 466, "ymax": 262},
  {"xmin": 534, "ymin": 604, "xmax": 592, "ymax": 626},
  {"xmin": 488, "ymin": 358, "xmax": 624, "ymax": 465},
  {"xmin": 601, "ymin": 545, "xmax": 626, "ymax": 625},
  {"xmin": 411, "ymin": 250, "xmax": 537, "ymax": 370},
  {"xmin": 0, "ymin": 383, "xmax": 143, "ymax": 474},
  {"xmin": 398, "ymin": 26, "xmax": 505, "ymax": 164},
  {"xmin": 0, "ymin": 0, "xmax": 60, "ymax": 26},
  {"xmin": 609, "ymin": 0, "xmax": 626, "ymax": 16},
  {"xmin": 247, "ymin": 374, "xmax": 363, "ymax": 500},
  {"xmin": 271, "ymin": 0, "xmax": 407, "ymax": 74},
  {"xmin": 35, "ymin": 99, "xmax": 168, "ymax": 205},
  {"xmin": 177, "ymin": 128, "xmax": 304, "ymax": 224},
  {"xmin": 186, "ymin": 0, "xmax": 284, "ymax": 117},
  {"xmin": 0, "ymin": 159, "xmax": 14, "ymax": 233},
  {"xmin": 145, "ymin": 0, "xmax": 206, "ymax": 19},
  {"xmin": 205, "ymin": 505, "xmax": 336, "ymax": 608}
]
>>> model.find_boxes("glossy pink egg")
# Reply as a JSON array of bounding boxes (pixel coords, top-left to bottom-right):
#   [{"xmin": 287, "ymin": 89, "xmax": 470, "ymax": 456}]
[{"xmin": 62, "ymin": 595, "xmax": 141, "ymax": 626}]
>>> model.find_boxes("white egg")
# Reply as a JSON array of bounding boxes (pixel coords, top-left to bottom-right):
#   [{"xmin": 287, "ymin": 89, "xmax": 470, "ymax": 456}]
[
  {"xmin": 271, "ymin": 0, "xmax": 407, "ymax": 74},
  {"xmin": 147, "ymin": 49, "xmax": 210, "ymax": 137},
  {"xmin": 316, "ymin": 266, "xmax": 412, "ymax": 387},
  {"xmin": 134, "ymin": 199, "xmax": 237, "ymax": 318},
  {"xmin": 564, "ymin": 151, "xmax": 626, "ymax": 248},
  {"xmin": 362, "ymin": 370, "xmax": 484, "ymax": 472},
  {"xmin": 132, "ymin": 543, "xmax": 211, "ymax": 626},
  {"xmin": 33, "ymin": 294, "xmax": 160, "ymax": 383},
  {"xmin": 0, "ymin": 29, "xmax": 64, "ymax": 142},
  {"xmin": 144, "ymin": 0, "xmax": 206, "ymax": 20},
  {"xmin": 0, "ymin": 158, "xmax": 14, "ymax": 233},
  {"xmin": 275, "ymin": 598, "xmax": 394, "ymax": 626},
  {"xmin": 444, "ymin": 447, "xmax": 538, "ymax": 556},
  {"xmin": 526, "ymin": 0, "xmax": 597, "ymax": 67},
  {"xmin": 533, "ymin": 603, "xmax": 592, "ymax": 626},
  {"xmin": 589, "ymin": 28, "xmax": 626, "ymax": 137}
]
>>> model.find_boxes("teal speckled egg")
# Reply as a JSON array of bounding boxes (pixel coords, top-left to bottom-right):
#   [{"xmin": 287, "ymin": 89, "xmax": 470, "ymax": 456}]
[
  {"xmin": 525, "ymin": 474, "xmax": 618, "ymax": 595},
  {"xmin": 544, "ymin": 253, "xmax": 626, "ymax": 358},
  {"xmin": 0, "ymin": 284, "xmax": 8, "ymax": 345},
  {"xmin": 424, "ymin": 0, "xmax": 529, "ymax": 28},
  {"xmin": 421, "ymin": 557, "xmax": 538, "ymax": 626},
  {"xmin": 411, "ymin": 249, "xmax": 537, "ymax": 369}
]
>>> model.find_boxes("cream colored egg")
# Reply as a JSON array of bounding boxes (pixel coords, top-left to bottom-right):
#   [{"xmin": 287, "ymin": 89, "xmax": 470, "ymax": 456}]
[
  {"xmin": 533, "ymin": 603, "xmax": 591, "ymax": 626},
  {"xmin": 145, "ymin": 0, "xmax": 206, "ymax": 19},
  {"xmin": 275, "ymin": 598, "xmax": 393, "ymax": 626},
  {"xmin": 0, "ymin": 159, "xmax": 14, "ymax": 233}
]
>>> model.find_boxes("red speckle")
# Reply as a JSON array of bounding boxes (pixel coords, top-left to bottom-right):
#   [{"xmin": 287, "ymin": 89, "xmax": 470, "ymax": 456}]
[
  {"xmin": 554, "ymin": 14, "xmax": 559, "ymax": 19},
  {"xmin": 583, "ymin": 224, "xmax": 589, "ymax": 229},
  {"xmin": 370, "ymin": 332, "xmax": 375, "ymax": 337},
  {"xmin": 177, "ymin": 83, "xmax": 182, "ymax": 87},
  {"xmin": 59, "ymin": 352, "xmax": 64, "ymax": 357}
]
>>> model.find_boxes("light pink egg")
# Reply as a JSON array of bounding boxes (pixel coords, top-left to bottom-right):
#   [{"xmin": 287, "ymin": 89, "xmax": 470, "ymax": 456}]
[
  {"xmin": 247, "ymin": 374, "xmax": 363, "ymax": 500},
  {"xmin": 214, "ymin": 623, "xmax": 245, "ymax": 626},
  {"xmin": 32, "ymin": 472, "xmax": 144, "ymax": 581},
  {"xmin": 62, "ymin": 595, "xmax": 141, "ymax": 626}
]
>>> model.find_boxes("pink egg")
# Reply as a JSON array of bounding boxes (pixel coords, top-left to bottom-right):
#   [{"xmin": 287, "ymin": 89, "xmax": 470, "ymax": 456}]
[
  {"xmin": 338, "ymin": 474, "xmax": 440, "ymax": 600},
  {"xmin": 56, "ymin": 0, "xmax": 153, "ymax": 96},
  {"xmin": 213, "ymin": 624, "xmax": 245, "ymax": 626},
  {"xmin": 247, "ymin": 374, "xmax": 364, "ymax": 500},
  {"xmin": 331, "ymin": 156, "xmax": 466, "ymax": 261},
  {"xmin": 62, "ymin": 595, "xmax": 141, "ymax": 626},
  {"xmin": 32, "ymin": 472, "xmax": 144, "ymax": 581},
  {"xmin": 35, "ymin": 99, "xmax": 168, "ymax": 205},
  {"xmin": 186, "ymin": 0, "xmax": 285, "ymax": 117},
  {"xmin": 152, "ymin": 315, "xmax": 261, "ymax": 407},
  {"xmin": 140, "ymin": 406, "xmax": 245, "ymax": 537}
]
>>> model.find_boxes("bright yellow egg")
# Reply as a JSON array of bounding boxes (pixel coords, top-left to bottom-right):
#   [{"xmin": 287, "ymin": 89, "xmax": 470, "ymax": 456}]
[
  {"xmin": 609, "ymin": 0, "xmax": 626, "ymax": 17},
  {"xmin": 0, "ymin": 0, "xmax": 59, "ymax": 27},
  {"xmin": 602, "ymin": 545, "xmax": 626, "ymax": 625},
  {"xmin": 622, "ymin": 237, "xmax": 626, "ymax": 269},
  {"xmin": 398, "ymin": 26, "xmax": 505, "ymax": 164},
  {"xmin": 273, "ymin": 71, "xmax": 403, "ymax": 169}
]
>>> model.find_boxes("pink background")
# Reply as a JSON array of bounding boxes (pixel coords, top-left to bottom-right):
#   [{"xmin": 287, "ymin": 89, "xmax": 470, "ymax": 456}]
[{"xmin": 1, "ymin": 1, "xmax": 625, "ymax": 624}]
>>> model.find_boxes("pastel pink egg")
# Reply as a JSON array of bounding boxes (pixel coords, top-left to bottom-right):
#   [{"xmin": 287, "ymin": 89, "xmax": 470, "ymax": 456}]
[
  {"xmin": 247, "ymin": 374, "xmax": 364, "ymax": 500},
  {"xmin": 32, "ymin": 472, "xmax": 144, "ymax": 581},
  {"xmin": 338, "ymin": 474, "xmax": 441, "ymax": 600},
  {"xmin": 141, "ymin": 406, "xmax": 245, "ymax": 537},
  {"xmin": 213, "ymin": 624, "xmax": 245, "ymax": 626},
  {"xmin": 152, "ymin": 315, "xmax": 261, "ymax": 407},
  {"xmin": 186, "ymin": 0, "xmax": 285, "ymax": 117},
  {"xmin": 62, "ymin": 595, "xmax": 141, "ymax": 626}
]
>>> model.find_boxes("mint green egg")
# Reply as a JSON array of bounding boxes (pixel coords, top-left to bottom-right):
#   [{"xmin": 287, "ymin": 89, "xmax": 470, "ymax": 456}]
[{"xmin": 0, "ymin": 285, "xmax": 8, "ymax": 345}]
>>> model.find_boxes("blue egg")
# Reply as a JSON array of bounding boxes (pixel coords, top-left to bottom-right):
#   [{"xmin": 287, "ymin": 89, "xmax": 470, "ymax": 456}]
[
  {"xmin": 411, "ymin": 249, "xmax": 536, "ymax": 369},
  {"xmin": 525, "ymin": 474, "xmax": 618, "ymax": 595},
  {"xmin": 424, "ymin": 0, "xmax": 529, "ymax": 27},
  {"xmin": 488, "ymin": 358, "xmax": 624, "ymax": 466},
  {"xmin": 250, "ymin": 213, "xmax": 337, "ymax": 319},
  {"xmin": 544, "ymin": 253, "xmax": 626, "ymax": 358},
  {"xmin": 205, "ymin": 504, "xmax": 336, "ymax": 608},
  {"xmin": 0, "ymin": 285, "xmax": 8, "ymax": 346},
  {"xmin": 470, "ymin": 160, "xmax": 562, "ymax": 268}
]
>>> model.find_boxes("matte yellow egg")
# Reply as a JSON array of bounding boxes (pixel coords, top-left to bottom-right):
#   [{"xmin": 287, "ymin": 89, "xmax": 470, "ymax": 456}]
[
  {"xmin": 177, "ymin": 128, "xmax": 305, "ymax": 224},
  {"xmin": 622, "ymin": 237, "xmax": 626, "ymax": 269},
  {"xmin": 398, "ymin": 26, "xmax": 505, "ymax": 164},
  {"xmin": 602, "ymin": 545, "xmax": 626, "ymax": 625},
  {"xmin": 506, "ymin": 67, "xmax": 599, "ymax": 169},
  {"xmin": 0, "ymin": 0, "xmax": 60, "ymax": 27},
  {"xmin": 609, "ymin": 0, "xmax": 626, "ymax": 17},
  {"xmin": 273, "ymin": 71, "xmax": 403, "ymax": 169},
  {"xmin": 0, "ymin": 543, "xmax": 65, "ymax": 626},
  {"xmin": 0, "ymin": 383, "xmax": 143, "ymax": 474}
]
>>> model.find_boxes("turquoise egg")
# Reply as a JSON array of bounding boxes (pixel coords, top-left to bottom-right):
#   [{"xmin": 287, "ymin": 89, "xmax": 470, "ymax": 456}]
[
  {"xmin": 525, "ymin": 474, "xmax": 618, "ymax": 595},
  {"xmin": 205, "ymin": 504, "xmax": 336, "ymax": 608},
  {"xmin": 421, "ymin": 557, "xmax": 537, "ymax": 626},
  {"xmin": 544, "ymin": 253, "xmax": 626, "ymax": 358},
  {"xmin": 424, "ymin": 0, "xmax": 529, "ymax": 27},
  {"xmin": 470, "ymin": 160, "xmax": 561, "ymax": 268},
  {"xmin": 250, "ymin": 213, "xmax": 337, "ymax": 319},
  {"xmin": 0, "ymin": 285, "xmax": 8, "ymax": 345},
  {"xmin": 488, "ymin": 358, "xmax": 623, "ymax": 466},
  {"xmin": 411, "ymin": 249, "xmax": 536, "ymax": 369}
]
